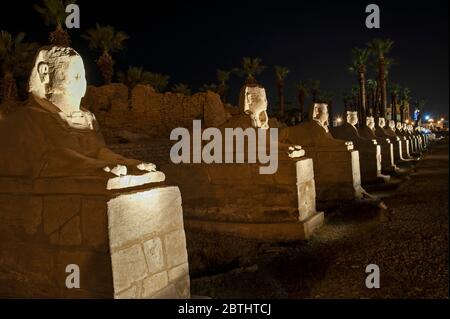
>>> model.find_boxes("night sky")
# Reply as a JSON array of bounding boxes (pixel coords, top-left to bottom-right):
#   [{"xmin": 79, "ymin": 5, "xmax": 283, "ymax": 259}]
[{"xmin": 1, "ymin": 0, "xmax": 448, "ymax": 118}]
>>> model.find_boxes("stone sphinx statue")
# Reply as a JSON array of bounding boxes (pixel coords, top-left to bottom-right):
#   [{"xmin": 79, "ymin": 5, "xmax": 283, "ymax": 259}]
[
  {"xmin": 0, "ymin": 46, "xmax": 190, "ymax": 299},
  {"xmin": 403, "ymin": 123, "xmax": 421, "ymax": 156},
  {"xmin": 242, "ymin": 85, "xmax": 269, "ymax": 129},
  {"xmin": 0, "ymin": 46, "xmax": 160, "ymax": 183},
  {"xmin": 331, "ymin": 111, "xmax": 387, "ymax": 184},
  {"xmin": 394, "ymin": 121, "xmax": 415, "ymax": 159},
  {"xmin": 281, "ymin": 103, "xmax": 353, "ymax": 147},
  {"xmin": 279, "ymin": 103, "xmax": 371, "ymax": 204},
  {"xmin": 358, "ymin": 116, "xmax": 398, "ymax": 173}
]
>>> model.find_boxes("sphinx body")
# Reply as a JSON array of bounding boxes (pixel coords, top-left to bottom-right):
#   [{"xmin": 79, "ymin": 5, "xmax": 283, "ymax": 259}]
[
  {"xmin": 161, "ymin": 84, "xmax": 324, "ymax": 273},
  {"xmin": 280, "ymin": 103, "xmax": 366, "ymax": 203},
  {"xmin": 0, "ymin": 46, "xmax": 189, "ymax": 299},
  {"xmin": 0, "ymin": 46, "xmax": 157, "ymax": 180},
  {"xmin": 394, "ymin": 122, "xmax": 416, "ymax": 160},
  {"xmin": 331, "ymin": 111, "xmax": 388, "ymax": 184},
  {"xmin": 358, "ymin": 116, "xmax": 398, "ymax": 173}
]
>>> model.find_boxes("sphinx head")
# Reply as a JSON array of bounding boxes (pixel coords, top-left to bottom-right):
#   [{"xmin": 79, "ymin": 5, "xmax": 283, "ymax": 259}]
[
  {"xmin": 242, "ymin": 85, "xmax": 269, "ymax": 129},
  {"xmin": 312, "ymin": 103, "xmax": 329, "ymax": 127},
  {"xmin": 396, "ymin": 122, "xmax": 403, "ymax": 130},
  {"xmin": 346, "ymin": 111, "xmax": 358, "ymax": 126},
  {"xmin": 403, "ymin": 123, "xmax": 409, "ymax": 130},
  {"xmin": 366, "ymin": 116, "xmax": 375, "ymax": 130},
  {"xmin": 29, "ymin": 46, "xmax": 87, "ymax": 115},
  {"xmin": 388, "ymin": 120, "xmax": 396, "ymax": 130},
  {"xmin": 378, "ymin": 117, "xmax": 386, "ymax": 128}
]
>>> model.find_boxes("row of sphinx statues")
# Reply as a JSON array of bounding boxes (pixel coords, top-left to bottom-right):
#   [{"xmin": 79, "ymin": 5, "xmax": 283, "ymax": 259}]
[{"xmin": 0, "ymin": 46, "xmax": 432, "ymax": 298}]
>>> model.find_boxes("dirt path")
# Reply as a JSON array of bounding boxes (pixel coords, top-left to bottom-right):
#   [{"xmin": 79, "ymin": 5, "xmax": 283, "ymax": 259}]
[{"xmin": 191, "ymin": 139, "xmax": 449, "ymax": 299}]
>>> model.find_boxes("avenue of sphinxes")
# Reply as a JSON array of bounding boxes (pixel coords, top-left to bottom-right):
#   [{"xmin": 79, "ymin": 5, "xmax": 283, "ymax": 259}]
[{"xmin": 0, "ymin": 0, "xmax": 448, "ymax": 301}]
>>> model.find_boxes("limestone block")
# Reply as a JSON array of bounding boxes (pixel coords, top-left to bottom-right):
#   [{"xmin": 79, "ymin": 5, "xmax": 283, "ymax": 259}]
[
  {"xmin": 43, "ymin": 196, "xmax": 81, "ymax": 235},
  {"xmin": 164, "ymin": 229, "xmax": 189, "ymax": 268},
  {"xmin": 54, "ymin": 250, "xmax": 113, "ymax": 296},
  {"xmin": 110, "ymin": 244, "xmax": 148, "ymax": 293},
  {"xmin": 81, "ymin": 198, "xmax": 108, "ymax": 249},
  {"xmin": 115, "ymin": 285, "xmax": 140, "ymax": 299},
  {"xmin": 203, "ymin": 91, "xmax": 228, "ymax": 128},
  {"xmin": 107, "ymin": 186, "xmax": 183, "ymax": 250},
  {"xmin": 168, "ymin": 263, "xmax": 189, "ymax": 283},
  {"xmin": 49, "ymin": 216, "xmax": 82, "ymax": 246},
  {"xmin": 142, "ymin": 237, "xmax": 165, "ymax": 275},
  {"xmin": 141, "ymin": 271, "xmax": 169, "ymax": 298}
]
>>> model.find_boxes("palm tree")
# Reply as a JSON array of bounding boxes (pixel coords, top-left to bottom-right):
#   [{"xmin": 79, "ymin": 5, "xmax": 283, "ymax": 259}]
[
  {"xmin": 217, "ymin": 69, "xmax": 230, "ymax": 103},
  {"xmin": 366, "ymin": 79, "xmax": 377, "ymax": 116},
  {"xmin": 201, "ymin": 83, "xmax": 219, "ymax": 94},
  {"xmin": 367, "ymin": 38, "xmax": 394, "ymax": 119},
  {"xmin": 0, "ymin": 31, "xmax": 38, "ymax": 105},
  {"xmin": 233, "ymin": 57, "xmax": 266, "ymax": 84},
  {"xmin": 117, "ymin": 66, "xmax": 151, "ymax": 90},
  {"xmin": 295, "ymin": 81, "xmax": 309, "ymax": 122},
  {"xmin": 306, "ymin": 79, "xmax": 320, "ymax": 103},
  {"xmin": 172, "ymin": 83, "xmax": 191, "ymax": 96},
  {"xmin": 34, "ymin": 0, "xmax": 75, "ymax": 46},
  {"xmin": 349, "ymin": 47, "xmax": 370, "ymax": 126},
  {"xmin": 82, "ymin": 24, "xmax": 129, "ymax": 84},
  {"xmin": 399, "ymin": 87, "xmax": 411, "ymax": 122},
  {"xmin": 389, "ymin": 83, "xmax": 401, "ymax": 122},
  {"xmin": 145, "ymin": 72, "xmax": 169, "ymax": 93},
  {"xmin": 342, "ymin": 92, "xmax": 354, "ymax": 112},
  {"xmin": 274, "ymin": 65, "xmax": 290, "ymax": 115},
  {"xmin": 416, "ymin": 99, "xmax": 426, "ymax": 125}
]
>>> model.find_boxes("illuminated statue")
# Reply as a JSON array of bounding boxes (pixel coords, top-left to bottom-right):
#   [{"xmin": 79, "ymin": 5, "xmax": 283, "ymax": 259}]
[
  {"xmin": 279, "ymin": 103, "xmax": 370, "ymax": 203},
  {"xmin": 331, "ymin": 111, "xmax": 387, "ymax": 184},
  {"xmin": 358, "ymin": 116, "xmax": 397, "ymax": 173},
  {"xmin": 0, "ymin": 46, "xmax": 160, "ymax": 180},
  {"xmin": 242, "ymin": 85, "xmax": 269, "ymax": 129},
  {"xmin": 0, "ymin": 46, "xmax": 190, "ymax": 299}
]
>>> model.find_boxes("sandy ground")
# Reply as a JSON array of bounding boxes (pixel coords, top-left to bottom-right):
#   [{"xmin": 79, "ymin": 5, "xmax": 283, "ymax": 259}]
[{"xmin": 191, "ymin": 139, "xmax": 449, "ymax": 299}]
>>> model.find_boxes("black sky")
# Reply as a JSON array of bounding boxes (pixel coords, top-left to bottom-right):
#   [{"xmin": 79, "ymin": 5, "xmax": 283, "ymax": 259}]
[{"xmin": 1, "ymin": 0, "xmax": 448, "ymax": 118}]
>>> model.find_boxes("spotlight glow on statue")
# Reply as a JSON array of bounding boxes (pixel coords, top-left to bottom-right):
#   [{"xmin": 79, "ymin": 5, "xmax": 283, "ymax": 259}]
[
  {"xmin": 242, "ymin": 85, "xmax": 269, "ymax": 129},
  {"xmin": 0, "ymin": 46, "xmax": 160, "ymax": 182},
  {"xmin": 366, "ymin": 116, "xmax": 375, "ymax": 130}
]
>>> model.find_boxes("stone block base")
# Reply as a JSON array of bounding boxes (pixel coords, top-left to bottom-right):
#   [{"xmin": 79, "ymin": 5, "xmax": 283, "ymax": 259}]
[{"xmin": 0, "ymin": 176, "xmax": 189, "ymax": 299}]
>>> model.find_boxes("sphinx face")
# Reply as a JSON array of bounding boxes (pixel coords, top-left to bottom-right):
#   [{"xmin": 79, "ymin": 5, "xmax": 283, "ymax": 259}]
[
  {"xmin": 389, "ymin": 120, "xmax": 396, "ymax": 130},
  {"xmin": 313, "ymin": 103, "xmax": 329, "ymax": 127},
  {"xmin": 63, "ymin": 55, "xmax": 87, "ymax": 107},
  {"xmin": 396, "ymin": 122, "xmax": 403, "ymax": 130},
  {"xmin": 366, "ymin": 116, "xmax": 375, "ymax": 130},
  {"xmin": 378, "ymin": 117, "xmax": 386, "ymax": 128},
  {"xmin": 347, "ymin": 111, "xmax": 358, "ymax": 126},
  {"xmin": 244, "ymin": 86, "xmax": 269, "ymax": 129},
  {"xmin": 29, "ymin": 46, "xmax": 87, "ymax": 114},
  {"xmin": 403, "ymin": 123, "xmax": 408, "ymax": 130}
]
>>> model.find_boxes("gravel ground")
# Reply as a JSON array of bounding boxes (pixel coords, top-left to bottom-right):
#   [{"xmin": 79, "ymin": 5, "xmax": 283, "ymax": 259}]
[{"xmin": 191, "ymin": 139, "xmax": 449, "ymax": 299}]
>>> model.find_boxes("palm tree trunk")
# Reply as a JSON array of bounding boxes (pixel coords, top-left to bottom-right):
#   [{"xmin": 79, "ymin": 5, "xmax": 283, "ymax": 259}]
[
  {"xmin": 358, "ymin": 67, "xmax": 367, "ymax": 127},
  {"xmin": 400, "ymin": 104, "xmax": 405, "ymax": 123},
  {"xmin": 378, "ymin": 56, "xmax": 387, "ymax": 118},
  {"xmin": 50, "ymin": 23, "xmax": 70, "ymax": 46},
  {"xmin": 391, "ymin": 93, "xmax": 398, "ymax": 123},
  {"xmin": 298, "ymin": 91, "xmax": 305, "ymax": 122},
  {"xmin": 2, "ymin": 72, "xmax": 18, "ymax": 102},
  {"xmin": 97, "ymin": 51, "xmax": 114, "ymax": 85},
  {"xmin": 278, "ymin": 82, "xmax": 284, "ymax": 115}
]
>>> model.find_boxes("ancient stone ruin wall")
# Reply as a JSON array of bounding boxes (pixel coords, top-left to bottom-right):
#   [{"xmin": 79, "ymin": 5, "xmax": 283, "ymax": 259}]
[
  {"xmin": 81, "ymin": 84, "xmax": 230, "ymax": 141},
  {"xmin": 0, "ymin": 176, "xmax": 190, "ymax": 299}
]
